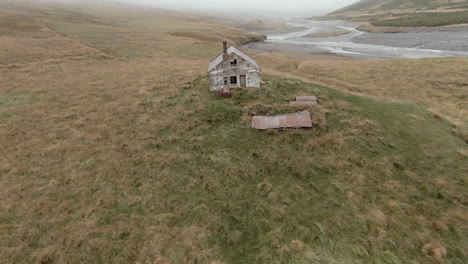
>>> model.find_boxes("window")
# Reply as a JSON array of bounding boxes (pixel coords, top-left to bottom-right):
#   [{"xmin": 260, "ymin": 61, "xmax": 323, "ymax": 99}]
[
  {"xmin": 230, "ymin": 76, "xmax": 237, "ymax": 85},
  {"xmin": 230, "ymin": 59, "xmax": 238, "ymax": 66},
  {"xmin": 224, "ymin": 77, "xmax": 228, "ymax": 85}
]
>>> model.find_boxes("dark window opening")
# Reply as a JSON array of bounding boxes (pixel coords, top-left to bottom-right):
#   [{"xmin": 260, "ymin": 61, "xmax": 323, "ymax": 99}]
[
  {"xmin": 230, "ymin": 59, "xmax": 237, "ymax": 66},
  {"xmin": 224, "ymin": 77, "xmax": 228, "ymax": 85},
  {"xmin": 230, "ymin": 76, "xmax": 237, "ymax": 85}
]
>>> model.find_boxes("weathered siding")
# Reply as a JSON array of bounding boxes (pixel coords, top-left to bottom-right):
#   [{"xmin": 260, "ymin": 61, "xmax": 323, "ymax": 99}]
[{"xmin": 208, "ymin": 53, "xmax": 261, "ymax": 91}]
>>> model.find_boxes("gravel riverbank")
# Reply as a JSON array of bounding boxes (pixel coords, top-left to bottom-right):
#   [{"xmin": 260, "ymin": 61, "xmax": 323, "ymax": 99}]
[{"xmin": 245, "ymin": 20, "xmax": 468, "ymax": 60}]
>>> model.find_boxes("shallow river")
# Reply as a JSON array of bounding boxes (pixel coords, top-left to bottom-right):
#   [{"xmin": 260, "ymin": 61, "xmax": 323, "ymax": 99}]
[{"xmin": 246, "ymin": 20, "xmax": 468, "ymax": 60}]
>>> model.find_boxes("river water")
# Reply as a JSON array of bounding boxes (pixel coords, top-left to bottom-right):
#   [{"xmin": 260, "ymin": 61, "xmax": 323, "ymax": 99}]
[{"xmin": 246, "ymin": 19, "xmax": 468, "ymax": 60}]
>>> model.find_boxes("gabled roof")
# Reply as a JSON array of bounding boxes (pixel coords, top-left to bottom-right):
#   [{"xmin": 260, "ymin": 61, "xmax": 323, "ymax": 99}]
[{"xmin": 208, "ymin": 46, "xmax": 259, "ymax": 71}]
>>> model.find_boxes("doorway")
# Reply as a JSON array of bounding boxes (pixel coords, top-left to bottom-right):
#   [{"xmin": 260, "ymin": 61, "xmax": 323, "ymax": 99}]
[{"xmin": 240, "ymin": 75, "xmax": 246, "ymax": 87}]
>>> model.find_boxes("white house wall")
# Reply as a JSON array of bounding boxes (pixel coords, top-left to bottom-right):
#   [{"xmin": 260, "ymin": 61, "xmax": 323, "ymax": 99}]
[{"xmin": 208, "ymin": 53, "xmax": 261, "ymax": 91}]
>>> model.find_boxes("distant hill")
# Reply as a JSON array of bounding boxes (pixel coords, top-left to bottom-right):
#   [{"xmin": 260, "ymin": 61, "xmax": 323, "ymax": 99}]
[
  {"xmin": 334, "ymin": 0, "xmax": 468, "ymax": 13},
  {"xmin": 328, "ymin": 0, "xmax": 468, "ymax": 27}
]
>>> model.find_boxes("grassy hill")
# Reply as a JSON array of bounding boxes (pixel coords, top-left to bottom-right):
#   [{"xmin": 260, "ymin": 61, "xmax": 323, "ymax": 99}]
[
  {"xmin": 329, "ymin": 0, "xmax": 468, "ymax": 27},
  {"xmin": 0, "ymin": 0, "xmax": 467, "ymax": 263},
  {"xmin": 335, "ymin": 0, "xmax": 468, "ymax": 13}
]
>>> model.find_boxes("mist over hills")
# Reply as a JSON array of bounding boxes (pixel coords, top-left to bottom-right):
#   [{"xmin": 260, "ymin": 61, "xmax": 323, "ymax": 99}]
[
  {"xmin": 328, "ymin": 0, "xmax": 468, "ymax": 27},
  {"xmin": 334, "ymin": 0, "xmax": 468, "ymax": 13}
]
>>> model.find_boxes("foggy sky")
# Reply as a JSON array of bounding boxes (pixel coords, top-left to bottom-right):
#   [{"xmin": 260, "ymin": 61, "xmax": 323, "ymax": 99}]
[{"xmin": 114, "ymin": 0, "xmax": 360, "ymax": 16}]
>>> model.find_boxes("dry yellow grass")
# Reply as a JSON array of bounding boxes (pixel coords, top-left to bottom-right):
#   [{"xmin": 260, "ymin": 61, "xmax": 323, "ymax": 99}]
[
  {"xmin": 0, "ymin": 1, "xmax": 260, "ymax": 262},
  {"xmin": 0, "ymin": 1, "xmax": 467, "ymax": 264},
  {"xmin": 325, "ymin": 0, "xmax": 468, "ymax": 26},
  {"xmin": 256, "ymin": 54, "xmax": 468, "ymax": 140}
]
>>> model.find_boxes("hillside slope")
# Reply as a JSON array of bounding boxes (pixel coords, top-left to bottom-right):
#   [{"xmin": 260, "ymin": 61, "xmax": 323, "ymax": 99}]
[
  {"xmin": 335, "ymin": 0, "xmax": 468, "ymax": 13},
  {"xmin": 330, "ymin": 0, "xmax": 468, "ymax": 26},
  {"xmin": 0, "ymin": 1, "xmax": 467, "ymax": 264}
]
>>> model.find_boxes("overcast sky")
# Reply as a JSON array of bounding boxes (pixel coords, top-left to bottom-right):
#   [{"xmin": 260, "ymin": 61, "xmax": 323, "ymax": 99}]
[{"xmin": 114, "ymin": 0, "xmax": 360, "ymax": 16}]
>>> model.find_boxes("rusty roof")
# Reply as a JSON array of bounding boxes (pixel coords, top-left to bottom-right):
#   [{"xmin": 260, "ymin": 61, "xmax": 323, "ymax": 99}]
[{"xmin": 252, "ymin": 111, "xmax": 312, "ymax": 130}]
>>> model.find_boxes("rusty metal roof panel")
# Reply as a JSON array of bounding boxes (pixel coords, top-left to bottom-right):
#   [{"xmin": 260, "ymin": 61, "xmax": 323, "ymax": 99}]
[{"xmin": 252, "ymin": 111, "xmax": 312, "ymax": 130}]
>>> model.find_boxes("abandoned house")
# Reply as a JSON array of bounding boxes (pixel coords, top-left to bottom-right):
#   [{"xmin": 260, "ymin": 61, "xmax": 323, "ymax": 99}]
[{"xmin": 208, "ymin": 41, "xmax": 261, "ymax": 91}]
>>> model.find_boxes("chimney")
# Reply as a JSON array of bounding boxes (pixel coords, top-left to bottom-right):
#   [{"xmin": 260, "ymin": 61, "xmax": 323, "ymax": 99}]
[{"xmin": 223, "ymin": 41, "xmax": 228, "ymax": 59}]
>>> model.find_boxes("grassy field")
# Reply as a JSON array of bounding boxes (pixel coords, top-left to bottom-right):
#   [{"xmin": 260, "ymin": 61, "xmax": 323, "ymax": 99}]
[
  {"xmin": 0, "ymin": 1, "xmax": 467, "ymax": 263},
  {"xmin": 334, "ymin": 0, "xmax": 468, "ymax": 13},
  {"xmin": 371, "ymin": 11, "xmax": 468, "ymax": 27},
  {"xmin": 256, "ymin": 54, "xmax": 468, "ymax": 142}
]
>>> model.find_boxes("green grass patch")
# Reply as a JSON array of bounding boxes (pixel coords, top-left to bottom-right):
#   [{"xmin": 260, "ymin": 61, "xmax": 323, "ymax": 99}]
[
  {"xmin": 145, "ymin": 75, "xmax": 467, "ymax": 263},
  {"xmin": 0, "ymin": 92, "xmax": 38, "ymax": 109},
  {"xmin": 334, "ymin": 0, "xmax": 468, "ymax": 14},
  {"xmin": 371, "ymin": 11, "xmax": 468, "ymax": 27}
]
